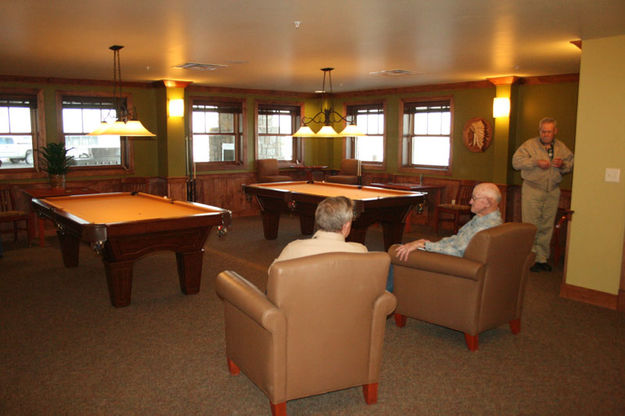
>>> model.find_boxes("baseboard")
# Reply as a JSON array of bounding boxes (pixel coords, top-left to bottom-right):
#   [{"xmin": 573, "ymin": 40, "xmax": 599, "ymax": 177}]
[
  {"xmin": 618, "ymin": 289, "xmax": 625, "ymax": 312},
  {"xmin": 559, "ymin": 283, "xmax": 619, "ymax": 311}
]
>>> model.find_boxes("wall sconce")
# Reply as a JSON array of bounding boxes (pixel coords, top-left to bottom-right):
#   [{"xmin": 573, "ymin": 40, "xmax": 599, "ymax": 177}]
[
  {"xmin": 168, "ymin": 99, "xmax": 185, "ymax": 117},
  {"xmin": 493, "ymin": 97, "xmax": 510, "ymax": 118}
]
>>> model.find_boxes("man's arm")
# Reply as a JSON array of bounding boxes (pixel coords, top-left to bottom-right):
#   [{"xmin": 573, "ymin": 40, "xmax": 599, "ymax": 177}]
[{"xmin": 512, "ymin": 140, "xmax": 539, "ymax": 171}]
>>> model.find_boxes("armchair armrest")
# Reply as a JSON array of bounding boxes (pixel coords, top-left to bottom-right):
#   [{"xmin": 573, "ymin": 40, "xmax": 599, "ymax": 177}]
[
  {"xmin": 216, "ymin": 270, "xmax": 285, "ymax": 332},
  {"xmin": 388, "ymin": 244, "xmax": 484, "ymax": 281}
]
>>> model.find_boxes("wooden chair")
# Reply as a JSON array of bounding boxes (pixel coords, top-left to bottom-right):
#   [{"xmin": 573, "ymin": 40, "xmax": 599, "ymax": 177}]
[
  {"xmin": 551, "ymin": 208, "xmax": 573, "ymax": 265},
  {"xmin": 434, "ymin": 180, "xmax": 478, "ymax": 233},
  {"xmin": 0, "ymin": 185, "xmax": 32, "ymax": 246},
  {"xmin": 120, "ymin": 177, "xmax": 149, "ymax": 193}
]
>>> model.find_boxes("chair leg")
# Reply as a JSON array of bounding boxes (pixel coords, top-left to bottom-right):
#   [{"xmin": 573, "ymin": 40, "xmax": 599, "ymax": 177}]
[
  {"xmin": 509, "ymin": 318, "xmax": 521, "ymax": 334},
  {"xmin": 270, "ymin": 401, "xmax": 287, "ymax": 416},
  {"xmin": 394, "ymin": 313, "xmax": 407, "ymax": 327},
  {"xmin": 362, "ymin": 383, "xmax": 378, "ymax": 404},
  {"xmin": 464, "ymin": 333, "xmax": 478, "ymax": 351},
  {"xmin": 227, "ymin": 358, "xmax": 240, "ymax": 375}
]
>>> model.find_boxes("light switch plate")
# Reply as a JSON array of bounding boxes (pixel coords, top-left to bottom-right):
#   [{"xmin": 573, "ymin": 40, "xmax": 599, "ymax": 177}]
[{"xmin": 605, "ymin": 168, "xmax": 621, "ymax": 183}]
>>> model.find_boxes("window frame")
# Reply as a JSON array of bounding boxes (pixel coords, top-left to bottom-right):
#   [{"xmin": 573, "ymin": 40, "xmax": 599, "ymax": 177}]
[
  {"xmin": 255, "ymin": 101, "xmax": 303, "ymax": 165},
  {"xmin": 0, "ymin": 88, "xmax": 45, "ymax": 179},
  {"xmin": 344, "ymin": 101, "xmax": 386, "ymax": 169},
  {"xmin": 189, "ymin": 96, "xmax": 246, "ymax": 170},
  {"xmin": 56, "ymin": 90, "xmax": 136, "ymax": 176},
  {"xmin": 399, "ymin": 96, "xmax": 454, "ymax": 175}
]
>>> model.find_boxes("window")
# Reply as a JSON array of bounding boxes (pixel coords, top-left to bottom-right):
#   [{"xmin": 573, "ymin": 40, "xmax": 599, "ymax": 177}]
[
  {"xmin": 0, "ymin": 93, "xmax": 38, "ymax": 170},
  {"xmin": 345, "ymin": 103, "xmax": 384, "ymax": 163},
  {"xmin": 256, "ymin": 103, "xmax": 301, "ymax": 161},
  {"xmin": 61, "ymin": 95, "xmax": 125, "ymax": 167},
  {"xmin": 191, "ymin": 99, "xmax": 243, "ymax": 165},
  {"xmin": 402, "ymin": 98, "xmax": 452, "ymax": 172}
]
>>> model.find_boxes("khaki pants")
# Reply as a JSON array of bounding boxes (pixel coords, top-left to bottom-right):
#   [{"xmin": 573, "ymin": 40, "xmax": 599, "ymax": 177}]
[{"xmin": 521, "ymin": 183, "xmax": 560, "ymax": 263}]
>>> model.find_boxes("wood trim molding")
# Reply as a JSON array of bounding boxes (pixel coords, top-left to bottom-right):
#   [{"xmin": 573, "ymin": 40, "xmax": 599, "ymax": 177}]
[
  {"xmin": 487, "ymin": 76, "xmax": 521, "ymax": 86},
  {"xmin": 560, "ymin": 283, "xmax": 619, "ymax": 311},
  {"xmin": 619, "ymin": 221, "xmax": 625, "ymax": 312},
  {"xmin": 520, "ymin": 73, "xmax": 579, "ymax": 85}
]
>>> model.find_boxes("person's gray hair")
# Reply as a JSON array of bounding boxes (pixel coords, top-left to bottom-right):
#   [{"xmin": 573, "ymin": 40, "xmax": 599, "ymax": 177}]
[
  {"xmin": 475, "ymin": 182, "xmax": 502, "ymax": 204},
  {"xmin": 315, "ymin": 196, "xmax": 354, "ymax": 232},
  {"xmin": 539, "ymin": 117, "xmax": 557, "ymax": 129}
]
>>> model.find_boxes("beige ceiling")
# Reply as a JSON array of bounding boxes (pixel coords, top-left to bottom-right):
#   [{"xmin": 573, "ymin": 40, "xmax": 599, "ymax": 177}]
[{"xmin": 2, "ymin": 0, "xmax": 625, "ymax": 93}]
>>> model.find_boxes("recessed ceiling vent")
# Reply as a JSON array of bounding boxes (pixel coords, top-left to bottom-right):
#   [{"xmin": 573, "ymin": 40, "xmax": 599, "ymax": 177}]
[
  {"xmin": 369, "ymin": 69, "xmax": 417, "ymax": 77},
  {"xmin": 174, "ymin": 62, "xmax": 228, "ymax": 71}
]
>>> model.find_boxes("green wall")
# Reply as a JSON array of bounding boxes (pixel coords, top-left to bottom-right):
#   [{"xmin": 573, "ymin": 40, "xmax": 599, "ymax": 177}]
[
  {"xmin": 567, "ymin": 35, "xmax": 625, "ymax": 295},
  {"xmin": 1, "ymin": 77, "xmax": 579, "ymax": 187}
]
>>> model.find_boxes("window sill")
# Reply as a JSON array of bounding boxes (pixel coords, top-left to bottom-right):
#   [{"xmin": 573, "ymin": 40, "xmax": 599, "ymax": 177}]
[{"xmin": 398, "ymin": 166, "xmax": 452, "ymax": 176}]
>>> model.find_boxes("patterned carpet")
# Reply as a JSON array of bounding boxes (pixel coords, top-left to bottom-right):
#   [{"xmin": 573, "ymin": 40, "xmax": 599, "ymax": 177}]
[{"xmin": 1, "ymin": 215, "xmax": 624, "ymax": 415}]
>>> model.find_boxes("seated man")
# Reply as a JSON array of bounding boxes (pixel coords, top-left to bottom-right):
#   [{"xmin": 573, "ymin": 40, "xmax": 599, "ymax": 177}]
[
  {"xmin": 390, "ymin": 182, "xmax": 503, "ymax": 290},
  {"xmin": 273, "ymin": 196, "xmax": 367, "ymax": 263}
]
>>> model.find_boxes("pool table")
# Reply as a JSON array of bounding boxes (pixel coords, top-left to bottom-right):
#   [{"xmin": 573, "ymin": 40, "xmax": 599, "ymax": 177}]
[
  {"xmin": 243, "ymin": 181, "xmax": 425, "ymax": 250},
  {"xmin": 32, "ymin": 192, "xmax": 231, "ymax": 307}
]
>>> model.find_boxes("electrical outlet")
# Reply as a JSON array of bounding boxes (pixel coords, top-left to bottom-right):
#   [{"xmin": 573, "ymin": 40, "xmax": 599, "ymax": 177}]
[{"xmin": 605, "ymin": 168, "xmax": 621, "ymax": 183}]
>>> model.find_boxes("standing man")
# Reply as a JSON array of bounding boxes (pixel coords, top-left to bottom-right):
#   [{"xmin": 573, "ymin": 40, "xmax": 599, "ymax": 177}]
[{"xmin": 512, "ymin": 117, "xmax": 574, "ymax": 272}]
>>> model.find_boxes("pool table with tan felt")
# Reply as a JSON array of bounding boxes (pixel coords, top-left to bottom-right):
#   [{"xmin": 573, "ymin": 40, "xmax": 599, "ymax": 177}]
[{"xmin": 32, "ymin": 192, "xmax": 231, "ymax": 307}]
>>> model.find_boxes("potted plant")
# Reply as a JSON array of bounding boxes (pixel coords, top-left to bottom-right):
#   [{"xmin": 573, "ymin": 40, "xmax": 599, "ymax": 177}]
[{"xmin": 39, "ymin": 143, "xmax": 75, "ymax": 189}]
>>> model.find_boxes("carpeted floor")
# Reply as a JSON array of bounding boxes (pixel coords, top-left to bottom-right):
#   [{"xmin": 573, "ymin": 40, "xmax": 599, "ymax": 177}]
[{"xmin": 1, "ymin": 215, "xmax": 624, "ymax": 415}]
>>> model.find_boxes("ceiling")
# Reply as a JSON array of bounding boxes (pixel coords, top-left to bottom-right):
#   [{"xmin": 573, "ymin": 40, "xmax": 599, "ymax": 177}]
[{"xmin": 2, "ymin": 0, "xmax": 625, "ymax": 93}]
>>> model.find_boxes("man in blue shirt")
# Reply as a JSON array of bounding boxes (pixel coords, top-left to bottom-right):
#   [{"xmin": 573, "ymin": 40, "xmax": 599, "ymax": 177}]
[{"xmin": 395, "ymin": 182, "xmax": 503, "ymax": 261}]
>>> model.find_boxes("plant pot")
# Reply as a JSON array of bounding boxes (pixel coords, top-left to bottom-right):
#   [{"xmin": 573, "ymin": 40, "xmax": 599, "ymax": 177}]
[{"xmin": 49, "ymin": 174, "xmax": 66, "ymax": 189}]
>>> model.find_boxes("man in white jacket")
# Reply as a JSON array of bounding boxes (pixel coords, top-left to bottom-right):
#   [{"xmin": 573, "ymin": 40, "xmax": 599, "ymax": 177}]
[{"xmin": 272, "ymin": 196, "xmax": 367, "ymax": 263}]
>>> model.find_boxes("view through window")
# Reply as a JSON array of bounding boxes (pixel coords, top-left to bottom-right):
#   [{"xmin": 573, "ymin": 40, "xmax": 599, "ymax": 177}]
[
  {"xmin": 257, "ymin": 104, "xmax": 300, "ymax": 161},
  {"xmin": 61, "ymin": 96, "xmax": 121, "ymax": 166},
  {"xmin": 0, "ymin": 95, "xmax": 36, "ymax": 169},
  {"xmin": 191, "ymin": 100, "xmax": 243, "ymax": 164},
  {"xmin": 346, "ymin": 103, "xmax": 384, "ymax": 162},
  {"xmin": 402, "ymin": 99, "xmax": 452, "ymax": 170}
]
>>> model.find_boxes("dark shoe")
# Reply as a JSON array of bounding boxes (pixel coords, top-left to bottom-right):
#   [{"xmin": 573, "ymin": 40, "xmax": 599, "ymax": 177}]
[{"xmin": 530, "ymin": 262, "xmax": 552, "ymax": 272}]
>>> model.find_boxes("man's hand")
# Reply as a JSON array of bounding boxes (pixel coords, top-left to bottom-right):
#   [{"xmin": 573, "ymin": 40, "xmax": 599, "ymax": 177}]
[
  {"xmin": 394, "ymin": 239, "xmax": 428, "ymax": 262},
  {"xmin": 551, "ymin": 158, "xmax": 563, "ymax": 168},
  {"xmin": 537, "ymin": 159, "xmax": 551, "ymax": 169}
]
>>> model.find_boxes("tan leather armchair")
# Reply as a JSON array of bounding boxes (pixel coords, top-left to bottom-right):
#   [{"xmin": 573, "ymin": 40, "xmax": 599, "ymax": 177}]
[
  {"xmin": 388, "ymin": 222, "xmax": 536, "ymax": 351},
  {"xmin": 216, "ymin": 252, "xmax": 397, "ymax": 415},
  {"xmin": 325, "ymin": 158, "xmax": 359, "ymax": 185},
  {"xmin": 257, "ymin": 158, "xmax": 292, "ymax": 183}
]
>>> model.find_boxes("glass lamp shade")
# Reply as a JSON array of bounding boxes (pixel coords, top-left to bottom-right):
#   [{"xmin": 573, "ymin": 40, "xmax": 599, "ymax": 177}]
[
  {"xmin": 292, "ymin": 125, "xmax": 316, "ymax": 137},
  {"xmin": 340, "ymin": 124, "xmax": 365, "ymax": 137},
  {"xmin": 316, "ymin": 125, "xmax": 342, "ymax": 137},
  {"xmin": 493, "ymin": 97, "xmax": 511, "ymax": 118},
  {"xmin": 88, "ymin": 120, "xmax": 156, "ymax": 137}
]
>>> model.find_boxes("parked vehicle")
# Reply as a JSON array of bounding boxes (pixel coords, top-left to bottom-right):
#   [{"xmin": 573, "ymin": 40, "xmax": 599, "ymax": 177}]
[{"xmin": 0, "ymin": 137, "xmax": 33, "ymax": 164}]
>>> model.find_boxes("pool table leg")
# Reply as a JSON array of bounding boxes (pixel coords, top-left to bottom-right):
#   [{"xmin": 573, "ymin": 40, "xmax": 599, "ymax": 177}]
[
  {"xmin": 104, "ymin": 259, "xmax": 134, "ymax": 307},
  {"xmin": 380, "ymin": 221, "xmax": 405, "ymax": 252},
  {"xmin": 260, "ymin": 211, "xmax": 281, "ymax": 240},
  {"xmin": 176, "ymin": 250, "xmax": 204, "ymax": 295},
  {"xmin": 57, "ymin": 232, "xmax": 80, "ymax": 267}
]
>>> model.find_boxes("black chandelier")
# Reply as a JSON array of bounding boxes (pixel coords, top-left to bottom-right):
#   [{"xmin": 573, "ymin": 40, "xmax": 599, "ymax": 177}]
[{"xmin": 293, "ymin": 68, "xmax": 364, "ymax": 138}]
